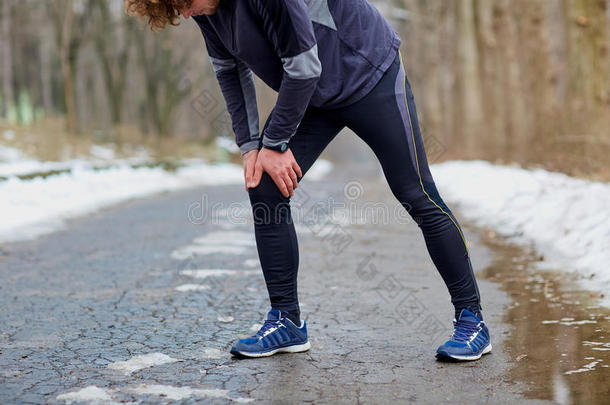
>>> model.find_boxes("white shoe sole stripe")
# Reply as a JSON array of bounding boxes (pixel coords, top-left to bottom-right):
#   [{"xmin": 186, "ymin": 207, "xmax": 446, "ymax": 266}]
[
  {"xmin": 438, "ymin": 343, "xmax": 492, "ymax": 361},
  {"xmin": 233, "ymin": 341, "xmax": 311, "ymax": 358}
]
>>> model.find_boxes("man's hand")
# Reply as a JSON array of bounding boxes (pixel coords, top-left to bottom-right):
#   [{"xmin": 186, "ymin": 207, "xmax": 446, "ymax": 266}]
[
  {"xmin": 242, "ymin": 149, "xmax": 259, "ymax": 193},
  {"xmin": 244, "ymin": 147, "xmax": 302, "ymax": 197}
]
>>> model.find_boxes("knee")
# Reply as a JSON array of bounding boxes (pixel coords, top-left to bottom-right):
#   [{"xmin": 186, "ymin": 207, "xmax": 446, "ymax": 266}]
[
  {"xmin": 247, "ymin": 172, "xmax": 284, "ymax": 202},
  {"xmin": 247, "ymin": 172, "xmax": 291, "ymax": 224},
  {"xmin": 420, "ymin": 179, "xmax": 451, "ymax": 214},
  {"xmin": 391, "ymin": 180, "xmax": 452, "ymax": 223}
]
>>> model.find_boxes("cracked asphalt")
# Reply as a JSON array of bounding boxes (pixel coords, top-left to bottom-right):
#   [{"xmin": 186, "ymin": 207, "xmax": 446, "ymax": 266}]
[{"xmin": 0, "ymin": 139, "xmax": 554, "ymax": 404}]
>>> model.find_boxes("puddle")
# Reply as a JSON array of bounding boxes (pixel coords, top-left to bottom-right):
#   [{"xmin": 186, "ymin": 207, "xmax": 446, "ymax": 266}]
[{"xmin": 479, "ymin": 230, "xmax": 610, "ymax": 404}]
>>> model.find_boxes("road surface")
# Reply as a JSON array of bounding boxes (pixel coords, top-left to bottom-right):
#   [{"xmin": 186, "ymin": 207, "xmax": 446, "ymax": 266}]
[{"xmin": 0, "ymin": 135, "xmax": 552, "ymax": 404}]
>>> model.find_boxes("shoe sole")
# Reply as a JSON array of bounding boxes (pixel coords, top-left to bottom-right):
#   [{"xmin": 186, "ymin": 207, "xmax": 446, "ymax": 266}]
[
  {"xmin": 231, "ymin": 341, "xmax": 311, "ymax": 358},
  {"xmin": 436, "ymin": 343, "xmax": 492, "ymax": 361}
]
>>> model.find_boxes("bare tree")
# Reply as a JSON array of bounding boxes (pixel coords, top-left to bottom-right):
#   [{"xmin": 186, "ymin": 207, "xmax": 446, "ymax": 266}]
[
  {"xmin": 60, "ymin": 0, "xmax": 77, "ymax": 134},
  {"xmin": 0, "ymin": 0, "xmax": 15, "ymax": 118},
  {"xmin": 90, "ymin": 0, "xmax": 134, "ymax": 126},
  {"xmin": 49, "ymin": 0, "xmax": 87, "ymax": 134},
  {"xmin": 132, "ymin": 25, "xmax": 204, "ymax": 137}
]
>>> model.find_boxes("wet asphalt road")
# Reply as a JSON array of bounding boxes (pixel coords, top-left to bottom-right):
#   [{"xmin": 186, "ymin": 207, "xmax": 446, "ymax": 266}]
[{"xmin": 0, "ymin": 135, "xmax": 555, "ymax": 404}]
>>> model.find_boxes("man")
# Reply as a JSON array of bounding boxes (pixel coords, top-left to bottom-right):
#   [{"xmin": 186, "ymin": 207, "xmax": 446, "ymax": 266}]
[{"xmin": 126, "ymin": 0, "xmax": 492, "ymax": 361}]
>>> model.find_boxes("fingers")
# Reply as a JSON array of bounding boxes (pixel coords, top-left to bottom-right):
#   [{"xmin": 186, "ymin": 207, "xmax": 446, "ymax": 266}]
[
  {"xmin": 292, "ymin": 160, "xmax": 302, "ymax": 180},
  {"xmin": 288, "ymin": 167, "xmax": 298, "ymax": 191},
  {"xmin": 271, "ymin": 169, "xmax": 295, "ymax": 198},
  {"xmin": 244, "ymin": 161, "xmax": 251, "ymax": 192},
  {"xmin": 271, "ymin": 173, "xmax": 290, "ymax": 198},
  {"xmin": 282, "ymin": 172, "xmax": 294, "ymax": 198},
  {"xmin": 243, "ymin": 149, "xmax": 259, "ymax": 192},
  {"xmin": 249, "ymin": 148, "xmax": 302, "ymax": 197},
  {"xmin": 282, "ymin": 166, "xmax": 302, "ymax": 197},
  {"xmin": 244, "ymin": 161, "xmax": 254, "ymax": 191},
  {"xmin": 248, "ymin": 168, "xmax": 296, "ymax": 198},
  {"xmin": 250, "ymin": 162, "xmax": 263, "ymax": 189}
]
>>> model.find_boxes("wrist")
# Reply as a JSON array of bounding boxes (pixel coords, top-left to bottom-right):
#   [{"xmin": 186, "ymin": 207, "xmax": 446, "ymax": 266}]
[
  {"xmin": 263, "ymin": 144, "xmax": 289, "ymax": 153},
  {"xmin": 239, "ymin": 139, "xmax": 261, "ymax": 156},
  {"xmin": 262, "ymin": 138, "xmax": 290, "ymax": 153}
]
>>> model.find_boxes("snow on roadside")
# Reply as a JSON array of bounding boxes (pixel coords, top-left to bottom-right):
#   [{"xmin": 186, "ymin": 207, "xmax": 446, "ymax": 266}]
[
  {"xmin": 0, "ymin": 160, "xmax": 243, "ymax": 243},
  {"xmin": 0, "ymin": 144, "xmax": 149, "ymax": 177},
  {"xmin": 0, "ymin": 144, "xmax": 333, "ymax": 244},
  {"xmin": 430, "ymin": 160, "xmax": 610, "ymax": 308},
  {"xmin": 0, "ymin": 144, "xmax": 74, "ymax": 176}
]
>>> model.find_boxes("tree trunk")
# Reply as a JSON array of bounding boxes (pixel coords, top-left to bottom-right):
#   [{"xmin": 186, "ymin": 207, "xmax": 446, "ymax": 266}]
[
  {"xmin": 456, "ymin": 0, "xmax": 484, "ymax": 157},
  {"xmin": 1, "ymin": 0, "xmax": 15, "ymax": 118},
  {"xmin": 60, "ymin": 0, "xmax": 77, "ymax": 135},
  {"xmin": 39, "ymin": 22, "xmax": 54, "ymax": 115},
  {"xmin": 92, "ymin": 0, "xmax": 133, "ymax": 126}
]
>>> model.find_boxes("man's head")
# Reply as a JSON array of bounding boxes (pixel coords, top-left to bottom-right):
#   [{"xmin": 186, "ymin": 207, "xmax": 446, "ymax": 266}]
[{"xmin": 125, "ymin": 0, "xmax": 220, "ymax": 31}]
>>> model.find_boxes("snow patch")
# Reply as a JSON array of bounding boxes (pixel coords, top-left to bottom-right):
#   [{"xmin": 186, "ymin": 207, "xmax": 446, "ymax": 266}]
[
  {"xmin": 564, "ymin": 360, "xmax": 600, "ymax": 375},
  {"xmin": 192, "ymin": 231, "xmax": 256, "ymax": 245},
  {"xmin": 172, "ymin": 245, "xmax": 250, "ymax": 259},
  {"xmin": 107, "ymin": 353, "xmax": 180, "ymax": 375},
  {"xmin": 243, "ymin": 258, "xmax": 259, "ymax": 267},
  {"xmin": 216, "ymin": 136, "xmax": 240, "ymax": 154},
  {"xmin": 127, "ymin": 384, "xmax": 254, "ymax": 402},
  {"xmin": 307, "ymin": 159, "xmax": 333, "ymax": 181},
  {"xmin": 542, "ymin": 319, "xmax": 598, "ymax": 326},
  {"xmin": 2, "ymin": 130, "xmax": 15, "ymax": 140},
  {"xmin": 57, "ymin": 384, "xmax": 253, "ymax": 404},
  {"xmin": 583, "ymin": 341, "xmax": 610, "ymax": 351},
  {"xmin": 175, "ymin": 283, "xmax": 211, "ymax": 292},
  {"xmin": 250, "ymin": 323, "xmax": 263, "ymax": 332},
  {"xmin": 181, "ymin": 269, "xmax": 260, "ymax": 279},
  {"xmin": 89, "ymin": 145, "xmax": 116, "ymax": 160},
  {"xmin": 431, "ymin": 160, "xmax": 610, "ymax": 308},
  {"xmin": 201, "ymin": 348, "xmax": 225, "ymax": 359},
  {"xmin": 559, "ymin": 320, "xmax": 597, "ymax": 326},
  {"xmin": 171, "ymin": 231, "xmax": 256, "ymax": 259},
  {"xmin": 56, "ymin": 386, "xmax": 113, "ymax": 404}
]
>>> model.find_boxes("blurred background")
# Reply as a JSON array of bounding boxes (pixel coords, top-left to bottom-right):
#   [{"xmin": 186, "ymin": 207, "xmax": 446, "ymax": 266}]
[{"xmin": 0, "ymin": 0, "xmax": 608, "ymax": 178}]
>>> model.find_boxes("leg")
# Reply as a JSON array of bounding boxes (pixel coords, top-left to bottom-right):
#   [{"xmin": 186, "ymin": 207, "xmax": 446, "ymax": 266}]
[
  {"xmin": 247, "ymin": 106, "xmax": 344, "ymax": 324},
  {"xmin": 336, "ymin": 50, "xmax": 483, "ymax": 320}
]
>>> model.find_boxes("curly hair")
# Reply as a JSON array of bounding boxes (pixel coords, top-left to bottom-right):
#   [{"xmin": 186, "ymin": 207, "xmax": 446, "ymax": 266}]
[{"xmin": 125, "ymin": 0, "xmax": 193, "ymax": 31}]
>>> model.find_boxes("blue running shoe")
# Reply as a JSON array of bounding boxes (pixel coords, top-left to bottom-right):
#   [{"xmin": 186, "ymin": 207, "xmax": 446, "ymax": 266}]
[
  {"xmin": 230, "ymin": 309, "xmax": 311, "ymax": 358},
  {"xmin": 435, "ymin": 308, "xmax": 492, "ymax": 361}
]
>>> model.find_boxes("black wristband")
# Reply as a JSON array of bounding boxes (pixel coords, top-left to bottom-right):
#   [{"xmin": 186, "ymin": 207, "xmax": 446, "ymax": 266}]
[{"xmin": 263, "ymin": 141, "xmax": 289, "ymax": 153}]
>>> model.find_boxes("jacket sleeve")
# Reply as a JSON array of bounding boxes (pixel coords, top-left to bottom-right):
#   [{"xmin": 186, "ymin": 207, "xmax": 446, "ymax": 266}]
[
  {"xmin": 251, "ymin": 0, "xmax": 322, "ymax": 148},
  {"xmin": 193, "ymin": 16, "xmax": 260, "ymax": 155}
]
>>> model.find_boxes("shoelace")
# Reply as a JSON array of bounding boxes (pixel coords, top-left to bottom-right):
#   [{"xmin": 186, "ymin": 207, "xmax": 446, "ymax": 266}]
[
  {"xmin": 450, "ymin": 319, "xmax": 480, "ymax": 342},
  {"xmin": 254, "ymin": 318, "xmax": 282, "ymax": 338}
]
